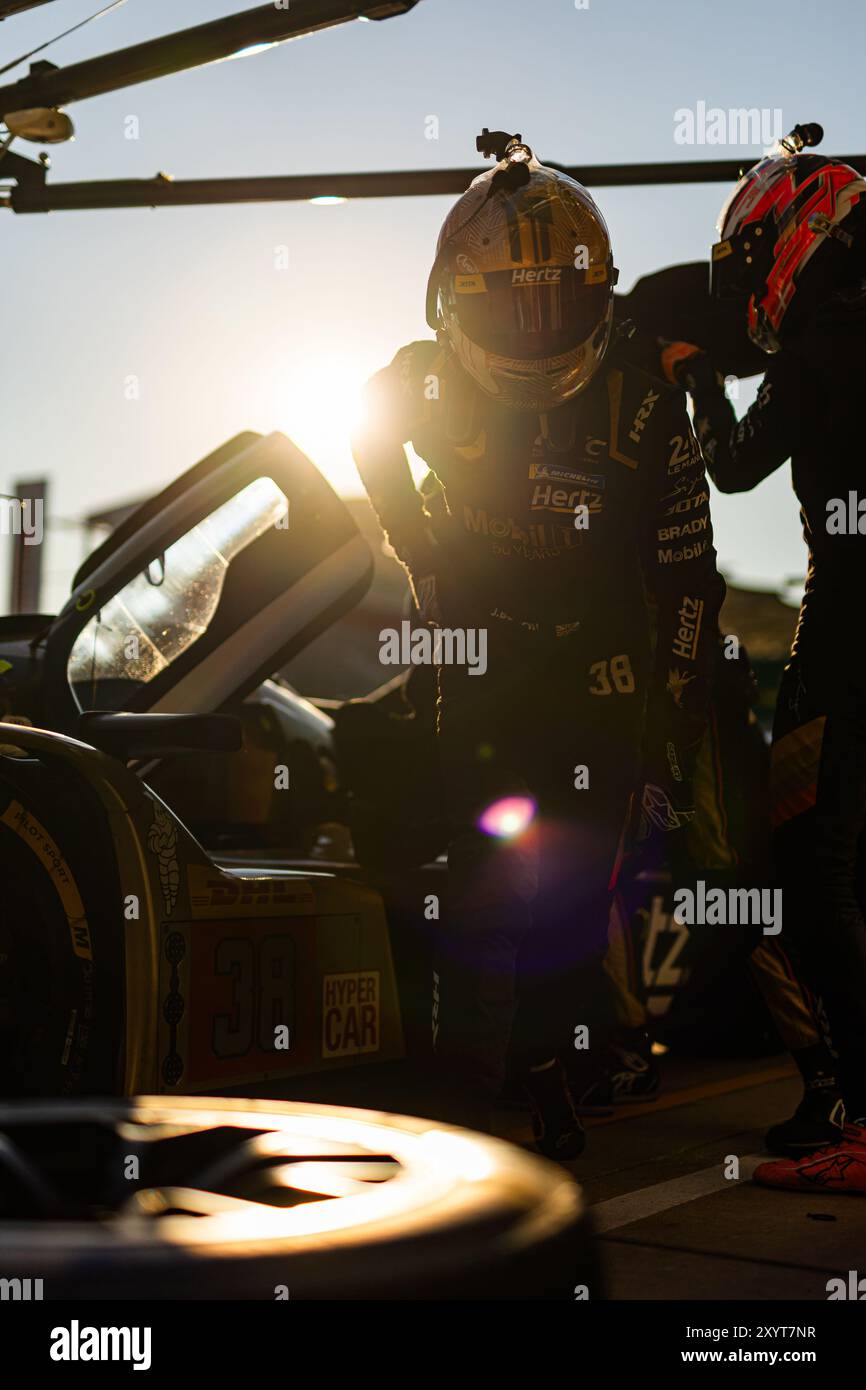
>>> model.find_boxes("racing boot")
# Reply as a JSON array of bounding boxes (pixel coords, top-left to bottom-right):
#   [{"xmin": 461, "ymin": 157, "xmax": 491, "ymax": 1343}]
[
  {"xmin": 562, "ymin": 1049, "xmax": 614, "ymax": 1115},
  {"xmin": 523, "ymin": 1058, "xmax": 586, "ymax": 1161},
  {"xmin": 608, "ymin": 1029, "xmax": 661, "ymax": 1103},
  {"xmin": 754, "ymin": 1121, "xmax": 866, "ymax": 1193},
  {"xmin": 765, "ymin": 1087, "xmax": 846, "ymax": 1156}
]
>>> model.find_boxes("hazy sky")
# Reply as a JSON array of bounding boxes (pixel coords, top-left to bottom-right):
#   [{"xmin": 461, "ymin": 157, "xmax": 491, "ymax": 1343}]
[{"xmin": 1, "ymin": 0, "xmax": 863, "ymax": 611}]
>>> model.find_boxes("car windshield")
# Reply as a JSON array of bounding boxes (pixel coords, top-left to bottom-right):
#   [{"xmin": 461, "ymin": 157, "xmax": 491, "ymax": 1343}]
[{"xmin": 68, "ymin": 475, "xmax": 288, "ymax": 711}]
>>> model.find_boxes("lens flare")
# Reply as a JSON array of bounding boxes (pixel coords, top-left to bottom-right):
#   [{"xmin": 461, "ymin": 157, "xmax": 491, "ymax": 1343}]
[{"xmin": 478, "ymin": 795, "xmax": 536, "ymax": 839}]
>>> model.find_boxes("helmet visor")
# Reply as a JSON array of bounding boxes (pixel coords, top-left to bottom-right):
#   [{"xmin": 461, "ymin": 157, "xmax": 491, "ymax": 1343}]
[{"xmin": 445, "ymin": 267, "xmax": 611, "ymax": 360}]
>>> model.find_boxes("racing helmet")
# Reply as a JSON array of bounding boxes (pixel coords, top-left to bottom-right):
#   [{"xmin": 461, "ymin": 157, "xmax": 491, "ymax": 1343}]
[
  {"xmin": 426, "ymin": 134, "xmax": 618, "ymax": 410},
  {"xmin": 710, "ymin": 122, "xmax": 866, "ymax": 353}
]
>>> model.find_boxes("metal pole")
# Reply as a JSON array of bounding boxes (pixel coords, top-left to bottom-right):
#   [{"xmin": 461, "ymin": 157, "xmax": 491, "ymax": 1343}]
[
  {"xmin": 8, "ymin": 154, "xmax": 866, "ymax": 213},
  {"xmin": 0, "ymin": 1, "xmax": 59, "ymax": 17},
  {"xmin": 0, "ymin": 0, "xmax": 419, "ymax": 115}
]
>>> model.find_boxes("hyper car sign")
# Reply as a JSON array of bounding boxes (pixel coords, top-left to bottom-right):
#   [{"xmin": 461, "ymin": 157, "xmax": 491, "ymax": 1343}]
[{"xmin": 322, "ymin": 971, "xmax": 380, "ymax": 1059}]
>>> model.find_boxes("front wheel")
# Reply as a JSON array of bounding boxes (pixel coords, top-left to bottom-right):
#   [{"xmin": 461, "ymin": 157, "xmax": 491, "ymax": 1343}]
[{"xmin": 0, "ymin": 1096, "xmax": 597, "ymax": 1299}]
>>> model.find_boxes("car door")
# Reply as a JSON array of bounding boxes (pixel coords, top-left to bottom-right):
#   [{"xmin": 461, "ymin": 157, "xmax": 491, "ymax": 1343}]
[{"xmin": 41, "ymin": 430, "xmax": 373, "ymax": 729}]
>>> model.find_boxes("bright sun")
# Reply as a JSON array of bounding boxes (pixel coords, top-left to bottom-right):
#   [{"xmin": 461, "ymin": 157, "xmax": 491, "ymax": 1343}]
[{"xmin": 273, "ymin": 355, "xmax": 366, "ymax": 498}]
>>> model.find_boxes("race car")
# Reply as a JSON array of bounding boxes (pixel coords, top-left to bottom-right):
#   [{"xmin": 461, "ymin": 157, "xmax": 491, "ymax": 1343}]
[{"xmin": 0, "ymin": 431, "xmax": 417, "ymax": 1098}]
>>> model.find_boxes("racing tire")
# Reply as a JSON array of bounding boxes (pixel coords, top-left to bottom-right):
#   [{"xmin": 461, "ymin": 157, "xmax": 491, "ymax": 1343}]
[
  {"xmin": 0, "ymin": 1096, "xmax": 598, "ymax": 1300},
  {"xmin": 0, "ymin": 760, "xmax": 124, "ymax": 1096}
]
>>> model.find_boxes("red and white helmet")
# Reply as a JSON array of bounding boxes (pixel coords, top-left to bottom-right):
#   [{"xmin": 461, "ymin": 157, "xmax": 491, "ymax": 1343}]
[{"xmin": 710, "ymin": 125, "xmax": 866, "ymax": 353}]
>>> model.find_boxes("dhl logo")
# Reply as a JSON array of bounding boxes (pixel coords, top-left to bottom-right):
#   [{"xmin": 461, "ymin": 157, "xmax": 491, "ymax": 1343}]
[{"xmin": 188, "ymin": 866, "xmax": 315, "ymax": 918}]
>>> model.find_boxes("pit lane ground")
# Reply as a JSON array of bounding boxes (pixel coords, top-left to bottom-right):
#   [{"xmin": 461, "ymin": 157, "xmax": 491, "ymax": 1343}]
[
  {"xmin": 502, "ymin": 1054, "xmax": 866, "ymax": 1301},
  {"xmin": 269, "ymin": 1053, "xmax": 866, "ymax": 1301}
]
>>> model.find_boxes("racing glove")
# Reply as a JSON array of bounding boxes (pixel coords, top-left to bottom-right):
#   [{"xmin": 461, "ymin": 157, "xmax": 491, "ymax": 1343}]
[
  {"xmin": 633, "ymin": 781, "xmax": 697, "ymax": 884},
  {"xmin": 657, "ymin": 339, "xmax": 705, "ymax": 388}
]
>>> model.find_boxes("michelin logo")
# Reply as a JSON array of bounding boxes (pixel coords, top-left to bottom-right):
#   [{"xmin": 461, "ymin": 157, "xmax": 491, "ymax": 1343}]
[{"xmin": 529, "ymin": 460, "xmax": 606, "ymax": 490}]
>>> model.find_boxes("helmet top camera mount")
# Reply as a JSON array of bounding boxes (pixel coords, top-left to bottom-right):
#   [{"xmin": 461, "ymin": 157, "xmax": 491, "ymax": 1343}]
[
  {"xmin": 476, "ymin": 128, "xmax": 523, "ymax": 160},
  {"xmin": 779, "ymin": 122, "xmax": 824, "ymax": 155},
  {"xmin": 476, "ymin": 127, "xmax": 534, "ymax": 193}
]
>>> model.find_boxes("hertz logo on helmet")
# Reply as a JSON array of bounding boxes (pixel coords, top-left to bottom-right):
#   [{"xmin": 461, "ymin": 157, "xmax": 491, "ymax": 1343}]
[{"xmin": 512, "ymin": 268, "xmax": 562, "ymax": 285}]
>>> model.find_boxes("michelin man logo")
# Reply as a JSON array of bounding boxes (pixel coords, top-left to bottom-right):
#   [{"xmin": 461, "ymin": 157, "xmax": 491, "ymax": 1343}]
[{"xmin": 147, "ymin": 800, "xmax": 180, "ymax": 916}]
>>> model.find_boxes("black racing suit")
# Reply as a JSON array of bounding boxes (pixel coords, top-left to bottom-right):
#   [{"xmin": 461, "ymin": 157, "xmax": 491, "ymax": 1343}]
[
  {"xmin": 680, "ymin": 293, "xmax": 866, "ymax": 1115},
  {"xmin": 352, "ymin": 324, "xmax": 726, "ymax": 1126}
]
